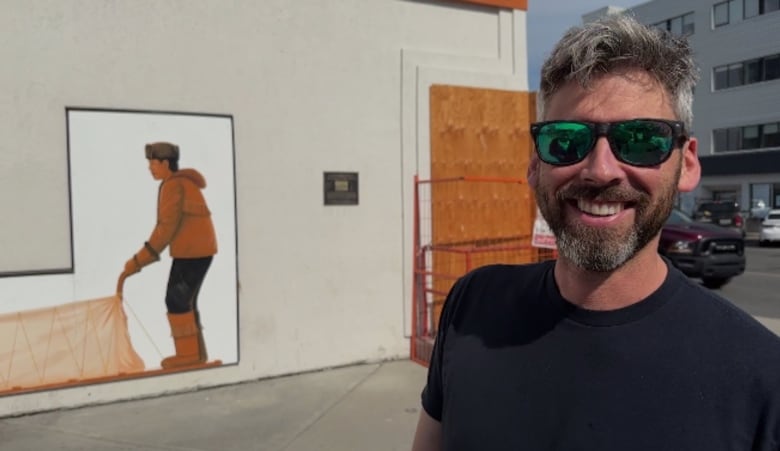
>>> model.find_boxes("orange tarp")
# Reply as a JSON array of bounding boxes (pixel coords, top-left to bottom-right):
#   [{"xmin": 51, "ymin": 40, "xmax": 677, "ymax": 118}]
[{"xmin": 0, "ymin": 295, "xmax": 144, "ymax": 392}]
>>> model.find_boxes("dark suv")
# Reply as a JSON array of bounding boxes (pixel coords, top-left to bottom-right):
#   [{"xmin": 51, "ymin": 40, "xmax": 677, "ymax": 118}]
[
  {"xmin": 693, "ymin": 201, "xmax": 745, "ymax": 237},
  {"xmin": 660, "ymin": 208, "xmax": 746, "ymax": 289}
]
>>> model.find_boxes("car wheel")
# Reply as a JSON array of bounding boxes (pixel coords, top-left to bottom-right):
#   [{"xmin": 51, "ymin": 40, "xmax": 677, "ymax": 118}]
[{"xmin": 702, "ymin": 277, "xmax": 730, "ymax": 289}]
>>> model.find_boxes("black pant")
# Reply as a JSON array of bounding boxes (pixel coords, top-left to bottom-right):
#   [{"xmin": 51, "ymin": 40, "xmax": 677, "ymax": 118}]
[{"xmin": 165, "ymin": 257, "xmax": 213, "ymax": 324}]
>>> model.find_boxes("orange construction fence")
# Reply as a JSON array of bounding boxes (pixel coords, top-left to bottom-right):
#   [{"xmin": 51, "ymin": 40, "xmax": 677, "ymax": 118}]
[{"xmin": 410, "ymin": 175, "xmax": 556, "ymax": 366}]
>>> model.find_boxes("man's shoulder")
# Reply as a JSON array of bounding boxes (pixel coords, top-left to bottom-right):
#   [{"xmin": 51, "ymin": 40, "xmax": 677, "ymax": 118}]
[{"xmin": 671, "ymin": 273, "xmax": 780, "ymax": 358}]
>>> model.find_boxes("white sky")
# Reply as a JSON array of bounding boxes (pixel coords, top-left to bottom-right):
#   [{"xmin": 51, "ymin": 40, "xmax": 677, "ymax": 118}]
[{"xmin": 527, "ymin": 0, "xmax": 646, "ymax": 90}]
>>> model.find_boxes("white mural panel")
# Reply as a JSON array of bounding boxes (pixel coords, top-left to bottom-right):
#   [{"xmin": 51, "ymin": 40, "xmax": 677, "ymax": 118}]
[{"xmin": 65, "ymin": 109, "xmax": 239, "ymax": 372}]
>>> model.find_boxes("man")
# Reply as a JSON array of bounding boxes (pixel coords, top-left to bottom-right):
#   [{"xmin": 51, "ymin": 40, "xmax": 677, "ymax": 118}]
[
  {"xmin": 412, "ymin": 14, "xmax": 780, "ymax": 450},
  {"xmin": 122, "ymin": 142, "xmax": 218, "ymax": 369}
]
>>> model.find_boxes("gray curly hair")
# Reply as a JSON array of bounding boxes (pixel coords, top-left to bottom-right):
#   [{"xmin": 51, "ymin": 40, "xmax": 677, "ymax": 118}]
[{"xmin": 538, "ymin": 14, "xmax": 699, "ymax": 130}]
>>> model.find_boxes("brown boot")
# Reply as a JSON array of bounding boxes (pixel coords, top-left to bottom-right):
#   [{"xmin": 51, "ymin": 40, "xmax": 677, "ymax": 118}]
[
  {"xmin": 161, "ymin": 311, "xmax": 206, "ymax": 369},
  {"xmin": 197, "ymin": 329, "xmax": 208, "ymax": 362},
  {"xmin": 194, "ymin": 309, "xmax": 208, "ymax": 362}
]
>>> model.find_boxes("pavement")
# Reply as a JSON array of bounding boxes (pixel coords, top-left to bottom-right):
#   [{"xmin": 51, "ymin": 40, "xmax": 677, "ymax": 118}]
[{"xmin": 0, "ymin": 360, "xmax": 427, "ymax": 451}]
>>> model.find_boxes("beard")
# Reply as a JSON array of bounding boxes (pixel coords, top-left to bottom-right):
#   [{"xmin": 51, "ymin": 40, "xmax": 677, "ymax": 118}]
[{"xmin": 534, "ymin": 167, "xmax": 680, "ymax": 272}]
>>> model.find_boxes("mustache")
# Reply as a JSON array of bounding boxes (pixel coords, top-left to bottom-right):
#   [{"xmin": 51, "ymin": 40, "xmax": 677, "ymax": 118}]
[{"xmin": 555, "ymin": 184, "xmax": 648, "ymax": 203}]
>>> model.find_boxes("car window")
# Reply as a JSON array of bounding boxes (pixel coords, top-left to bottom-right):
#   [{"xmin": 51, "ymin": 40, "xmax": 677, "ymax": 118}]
[
  {"xmin": 698, "ymin": 202, "xmax": 737, "ymax": 213},
  {"xmin": 768, "ymin": 212, "xmax": 780, "ymax": 220},
  {"xmin": 666, "ymin": 209, "xmax": 693, "ymax": 224}
]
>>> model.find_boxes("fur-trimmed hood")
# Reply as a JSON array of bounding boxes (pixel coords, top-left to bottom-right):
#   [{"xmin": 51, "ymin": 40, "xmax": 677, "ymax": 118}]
[{"xmin": 169, "ymin": 168, "xmax": 207, "ymax": 189}]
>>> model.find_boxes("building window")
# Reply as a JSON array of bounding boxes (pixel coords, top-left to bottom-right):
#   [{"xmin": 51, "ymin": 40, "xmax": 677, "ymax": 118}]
[
  {"xmin": 713, "ymin": 128, "xmax": 729, "ymax": 152},
  {"xmin": 763, "ymin": 123, "xmax": 780, "ymax": 147},
  {"xmin": 714, "ymin": 1, "xmax": 730, "ymax": 25},
  {"xmin": 766, "ymin": 55, "xmax": 780, "ymax": 80},
  {"xmin": 714, "ymin": 121, "xmax": 780, "ymax": 152},
  {"xmin": 728, "ymin": 63, "xmax": 744, "ymax": 87},
  {"xmin": 682, "ymin": 13, "xmax": 695, "ymax": 34},
  {"xmin": 714, "ymin": 66, "xmax": 729, "ymax": 90},
  {"xmin": 669, "ymin": 16, "xmax": 683, "ymax": 34},
  {"xmin": 745, "ymin": 59, "xmax": 762, "ymax": 83},
  {"xmin": 742, "ymin": 0, "xmax": 780, "ymax": 19},
  {"xmin": 654, "ymin": 12, "xmax": 695, "ymax": 35},
  {"xmin": 727, "ymin": 127, "xmax": 742, "ymax": 150},
  {"xmin": 742, "ymin": 125, "xmax": 760, "ymax": 149},
  {"xmin": 714, "ymin": 0, "xmax": 756, "ymax": 25},
  {"xmin": 713, "ymin": 53, "xmax": 780, "ymax": 90},
  {"xmin": 745, "ymin": 0, "xmax": 760, "ymax": 17}
]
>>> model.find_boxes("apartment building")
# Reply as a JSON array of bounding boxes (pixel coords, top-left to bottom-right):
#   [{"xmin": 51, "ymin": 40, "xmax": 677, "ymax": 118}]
[{"xmin": 585, "ymin": 0, "xmax": 780, "ymax": 217}]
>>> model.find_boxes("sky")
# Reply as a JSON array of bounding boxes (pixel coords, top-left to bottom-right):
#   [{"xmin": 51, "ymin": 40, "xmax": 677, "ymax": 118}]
[{"xmin": 526, "ymin": 0, "xmax": 644, "ymax": 90}]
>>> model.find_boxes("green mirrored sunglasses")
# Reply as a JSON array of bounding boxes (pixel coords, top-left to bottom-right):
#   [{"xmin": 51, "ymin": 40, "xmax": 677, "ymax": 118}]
[{"xmin": 530, "ymin": 119, "xmax": 688, "ymax": 167}]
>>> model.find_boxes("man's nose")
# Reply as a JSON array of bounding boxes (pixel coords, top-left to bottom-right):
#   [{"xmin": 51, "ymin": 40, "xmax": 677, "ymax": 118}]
[{"xmin": 579, "ymin": 137, "xmax": 625, "ymax": 185}]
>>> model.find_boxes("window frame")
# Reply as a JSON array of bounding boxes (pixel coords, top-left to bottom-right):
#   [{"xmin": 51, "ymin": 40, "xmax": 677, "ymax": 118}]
[
  {"xmin": 762, "ymin": 122, "xmax": 780, "ymax": 147},
  {"xmin": 745, "ymin": 0, "xmax": 760, "ymax": 17},
  {"xmin": 713, "ymin": 53, "xmax": 780, "ymax": 90},
  {"xmin": 714, "ymin": 1, "xmax": 731, "ymax": 26},
  {"xmin": 713, "ymin": 121, "xmax": 780, "ymax": 153},
  {"xmin": 682, "ymin": 12, "xmax": 695, "ymax": 35},
  {"xmin": 728, "ymin": 62, "xmax": 745, "ymax": 87},
  {"xmin": 765, "ymin": 55, "xmax": 780, "ymax": 80}
]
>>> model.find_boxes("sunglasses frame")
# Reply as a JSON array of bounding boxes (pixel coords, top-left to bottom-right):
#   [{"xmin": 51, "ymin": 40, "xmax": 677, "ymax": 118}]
[{"xmin": 530, "ymin": 118, "xmax": 689, "ymax": 167}]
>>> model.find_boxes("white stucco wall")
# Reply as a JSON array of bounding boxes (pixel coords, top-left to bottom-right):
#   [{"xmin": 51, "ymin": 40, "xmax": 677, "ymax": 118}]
[{"xmin": 0, "ymin": 0, "xmax": 528, "ymax": 416}]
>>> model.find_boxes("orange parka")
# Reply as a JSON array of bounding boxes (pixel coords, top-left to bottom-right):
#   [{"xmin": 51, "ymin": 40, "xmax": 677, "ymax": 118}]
[{"xmin": 133, "ymin": 168, "xmax": 218, "ymax": 269}]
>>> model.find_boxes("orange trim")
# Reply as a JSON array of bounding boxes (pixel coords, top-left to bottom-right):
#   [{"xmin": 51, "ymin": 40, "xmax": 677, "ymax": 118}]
[{"xmin": 453, "ymin": 0, "xmax": 527, "ymax": 10}]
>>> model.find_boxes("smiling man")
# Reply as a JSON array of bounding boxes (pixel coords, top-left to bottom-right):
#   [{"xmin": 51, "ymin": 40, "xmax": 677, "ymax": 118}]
[{"xmin": 412, "ymin": 14, "xmax": 780, "ymax": 451}]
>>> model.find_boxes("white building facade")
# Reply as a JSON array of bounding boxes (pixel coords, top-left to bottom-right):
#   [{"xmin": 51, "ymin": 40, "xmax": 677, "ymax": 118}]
[
  {"xmin": 586, "ymin": 0, "xmax": 780, "ymax": 217},
  {"xmin": 0, "ymin": 0, "xmax": 530, "ymax": 416}
]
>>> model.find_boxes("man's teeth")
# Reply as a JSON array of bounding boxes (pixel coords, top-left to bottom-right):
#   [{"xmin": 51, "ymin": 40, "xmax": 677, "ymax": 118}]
[{"xmin": 577, "ymin": 199, "xmax": 624, "ymax": 216}]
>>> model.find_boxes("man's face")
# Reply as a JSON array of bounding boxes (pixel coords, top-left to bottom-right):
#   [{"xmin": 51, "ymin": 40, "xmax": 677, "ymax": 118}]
[
  {"xmin": 528, "ymin": 70, "xmax": 700, "ymax": 272},
  {"xmin": 148, "ymin": 158, "xmax": 169, "ymax": 181}
]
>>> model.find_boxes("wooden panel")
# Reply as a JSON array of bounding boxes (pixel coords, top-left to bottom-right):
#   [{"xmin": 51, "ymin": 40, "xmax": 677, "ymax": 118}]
[
  {"xmin": 430, "ymin": 85, "xmax": 536, "ymax": 244},
  {"xmin": 428, "ymin": 85, "xmax": 538, "ymax": 325}
]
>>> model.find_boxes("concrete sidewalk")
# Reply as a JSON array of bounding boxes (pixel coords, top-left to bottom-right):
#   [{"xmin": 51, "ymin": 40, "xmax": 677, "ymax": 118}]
[{"xmin": 0, "ymin": 360, "xmax": 427, "ymax": 451}]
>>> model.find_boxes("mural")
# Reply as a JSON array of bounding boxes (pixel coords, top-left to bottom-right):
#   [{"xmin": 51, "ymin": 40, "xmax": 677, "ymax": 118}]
[
  {"xmin": 0, "ymin": 109, "xmax": 238, "ymax": 395},
  {"xmin": 120, "ymin": 141, "xmax": 218, "ymax": 369}
]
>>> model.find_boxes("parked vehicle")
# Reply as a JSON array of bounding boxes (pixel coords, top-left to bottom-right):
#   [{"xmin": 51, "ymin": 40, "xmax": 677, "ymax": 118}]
[
  {"xmin": 751, "ymin": 199, "xmax": 771, "ymax": 221},
  {"xmin": 693, "ymin": 200, "xmax": 745, "ymax": 237},
  {"xmin": 759, "ymin": 209, "xmax": 780, "ymax": 246},
  {"xmin": 660, "ymin": 208, "xmax": 746, "ymax": 289}
]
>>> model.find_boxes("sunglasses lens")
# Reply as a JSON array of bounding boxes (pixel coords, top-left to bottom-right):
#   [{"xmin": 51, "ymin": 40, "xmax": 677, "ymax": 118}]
[
  {"xmin": 535, "ymin": 122, "xmax": 593, "ymax": 165},
  {"xmin": 610, "ymin": 120, "xmax": 674, "ymax": 166}
]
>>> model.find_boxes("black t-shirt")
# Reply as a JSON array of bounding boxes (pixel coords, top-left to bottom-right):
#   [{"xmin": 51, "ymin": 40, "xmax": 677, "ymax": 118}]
[{"xmin": 422, "ymin": 260, "xmax": 780, "ymax": 450}]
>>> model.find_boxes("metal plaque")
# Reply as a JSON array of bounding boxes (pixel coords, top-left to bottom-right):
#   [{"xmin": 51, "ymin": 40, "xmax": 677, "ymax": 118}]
[{"xmin": 324, "ymin": 172, "xmax": 358, "ymax": 205}]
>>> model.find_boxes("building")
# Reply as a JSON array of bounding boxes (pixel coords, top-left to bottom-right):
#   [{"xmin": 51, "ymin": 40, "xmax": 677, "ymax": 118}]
[
  {"xmin": 585, "ymin": 0, "xmax": 780, "ymax": 218},
  {"xmin": 0, "ymin": 0, "xmax": 532, "ymax": 416}
]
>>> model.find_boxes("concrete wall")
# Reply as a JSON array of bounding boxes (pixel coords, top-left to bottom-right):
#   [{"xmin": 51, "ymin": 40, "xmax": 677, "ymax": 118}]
[{"xmin": 0, "ymin": 0, "xmax": 528, "ymax": 415}]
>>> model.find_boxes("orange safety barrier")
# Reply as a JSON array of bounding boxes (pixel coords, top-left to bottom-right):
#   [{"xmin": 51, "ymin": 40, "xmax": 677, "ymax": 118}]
[{"xmin": 411, "ymin": 175, "xmax": 556, "ymax": 366}]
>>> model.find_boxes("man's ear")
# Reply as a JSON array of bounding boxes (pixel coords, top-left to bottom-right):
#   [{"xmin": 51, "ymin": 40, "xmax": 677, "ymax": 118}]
[
  {"xmin": 677, "ymin": 137, "xmax": 701, "ymax": 193},
  {"xmin": 527, "ymin": 152, "xmax": 540, "ymax": 189}
]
